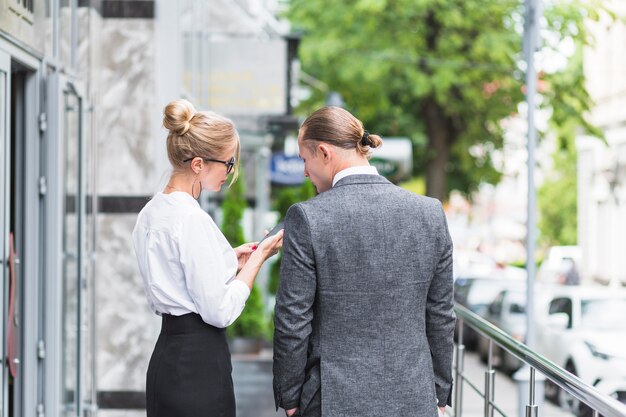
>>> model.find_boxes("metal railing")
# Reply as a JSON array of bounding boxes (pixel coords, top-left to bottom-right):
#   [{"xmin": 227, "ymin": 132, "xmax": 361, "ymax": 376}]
[{"xmin": 453, "ymin": 304, "xmax": 626, "ymax": 417}]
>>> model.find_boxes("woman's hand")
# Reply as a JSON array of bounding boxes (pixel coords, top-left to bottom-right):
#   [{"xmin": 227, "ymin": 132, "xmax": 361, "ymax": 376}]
[
  {"xmin": 233, "ymin": 230, "xmax": 284, "ymax": 291},
  {"xmin": 234, "ymin": 243, "xmax": 257, "ymax": 272},
  {"xmin": 257, "ymin": 229, "xmax": 284, "ymax": 260}
]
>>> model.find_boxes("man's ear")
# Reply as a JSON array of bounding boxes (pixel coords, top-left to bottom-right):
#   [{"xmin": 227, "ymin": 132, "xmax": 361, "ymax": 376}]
[{"xmin": 318, "ymin": 143, "xmax": 333, "ymax": 163}]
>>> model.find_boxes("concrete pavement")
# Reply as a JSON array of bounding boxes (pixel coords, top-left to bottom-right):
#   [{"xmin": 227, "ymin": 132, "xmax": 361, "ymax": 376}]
[{"xmin": 232, "ymin": 350, "xmax": 574, "ymax": 417}]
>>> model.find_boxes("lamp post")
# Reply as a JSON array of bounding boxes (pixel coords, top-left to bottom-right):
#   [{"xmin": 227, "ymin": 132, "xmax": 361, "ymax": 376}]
[{"xmin": 514, "ymin": 0, "xmax": 545, "ymax": 415}]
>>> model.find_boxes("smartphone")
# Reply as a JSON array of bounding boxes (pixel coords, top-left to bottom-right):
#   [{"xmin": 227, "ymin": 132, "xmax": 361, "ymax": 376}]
[{"xmin": 258, "ymin": 221, "xmax": 284, "ymax": 245}]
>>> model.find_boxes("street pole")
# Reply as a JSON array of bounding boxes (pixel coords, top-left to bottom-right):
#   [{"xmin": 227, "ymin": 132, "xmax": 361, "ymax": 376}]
[
  {"xmin": 514, "ymin": 1, "xmax": 545, "ymax": 416},
  {"xmin": 524, "ymin": 0, "xmax": 539, "ymax": 357}
]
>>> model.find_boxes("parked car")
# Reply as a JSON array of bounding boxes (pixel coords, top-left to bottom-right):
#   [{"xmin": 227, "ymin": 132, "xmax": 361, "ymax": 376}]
[
  {"xmin": 477, "ymin": 288, "xmax": 526, "ymax": 374},
  {"xmin": 536, "ymin": 286, "xmax": 626, "ymax": 414},
  {"xmin": 452, "ymin": 249, "xmax": 497, "ymax": 280},
  {"xmin": 454, "ymin": 276, "xmax": 523, "ymax": 349}
]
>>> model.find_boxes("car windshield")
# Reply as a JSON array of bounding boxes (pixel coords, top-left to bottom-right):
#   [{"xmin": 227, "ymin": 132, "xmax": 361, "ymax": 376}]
[{"xmin": 580, "ymin": 298, "xmax": 626, "ymax": 331}]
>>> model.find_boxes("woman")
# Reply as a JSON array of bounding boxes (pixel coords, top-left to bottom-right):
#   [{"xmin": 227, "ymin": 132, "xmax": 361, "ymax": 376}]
[{"xmin": 132, "ymin": 99, "xmax": 283, "ymax": 417}]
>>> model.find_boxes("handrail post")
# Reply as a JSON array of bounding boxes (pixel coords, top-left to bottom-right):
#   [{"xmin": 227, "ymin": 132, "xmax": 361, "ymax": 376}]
[
  {"xmin": 514, "ymin": 364, "xmax": 545, "ymax": 417},
  {"xmin": 484, "ymin": 340, "xmax": 495, "ymax": 417},
  {"xmin": 455, "ymin": 304, "xmax": 626, "ymax": 417},
  {"xmin": 525, "ymin": 367, "xmax": 538, "ymax": 417},
  {"xmin": 454, "ymin": 320, "xmax": 465, "ymax": 417}
]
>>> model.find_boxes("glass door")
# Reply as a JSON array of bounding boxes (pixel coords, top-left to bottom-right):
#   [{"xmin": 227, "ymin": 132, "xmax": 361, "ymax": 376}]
[
  {"xmin": 60, "ymin": 80, "xmax": 96, "ymax": 417},
  {"xmin": 0, "ymin": 49, "xmax": 10, "ymax": 417},
  {"xmin": 61, "ymin": 85, "xmax": 82, "ymax": 417}
]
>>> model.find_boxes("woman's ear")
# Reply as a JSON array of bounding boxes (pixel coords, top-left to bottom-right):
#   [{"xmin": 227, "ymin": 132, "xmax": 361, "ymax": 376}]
[{"xmin": 190, "ymin": 157, "xmax": 203, "ymax": 174}]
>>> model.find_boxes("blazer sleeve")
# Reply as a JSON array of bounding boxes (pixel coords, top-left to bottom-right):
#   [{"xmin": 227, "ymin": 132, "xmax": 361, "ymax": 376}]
[
  {"xmin": 273, "ymin": 203, "xmax": 316, "ymax": 411},
  {"xmin": 426, "ymin": 201, "xmax": 456, "ymax": 407}
]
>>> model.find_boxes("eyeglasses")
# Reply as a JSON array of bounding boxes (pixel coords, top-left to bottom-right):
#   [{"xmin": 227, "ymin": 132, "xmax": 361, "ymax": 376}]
[{"xmin": 184, "ymin": 156, "xmax": 236, "ymax": 174}]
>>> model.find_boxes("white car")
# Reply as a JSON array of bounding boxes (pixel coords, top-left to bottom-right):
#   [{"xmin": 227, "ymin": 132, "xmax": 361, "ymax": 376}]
[
  {"xmin": 452, "ymin": 249, "xmax": 497, "ymax": 280},
  {"xmin": 477, "ymin": 288, "xmax": 526, "ymax": 374},
  {"xmin": 536, "ymin": 286, "xmax": 626, "ymax": 414}
]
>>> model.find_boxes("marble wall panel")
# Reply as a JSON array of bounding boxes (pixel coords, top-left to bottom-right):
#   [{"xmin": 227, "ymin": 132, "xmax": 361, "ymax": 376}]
[
  {"xmin": 98, "ymin": 411, "xmax": 145, "ymax": 417},
  {"xmin": 97, "ymin": 18, "xmax": 159, "ymax": 196},
  {"xmin": 96, "ymin": 214, "xmax": 160, "ymax": 391}
]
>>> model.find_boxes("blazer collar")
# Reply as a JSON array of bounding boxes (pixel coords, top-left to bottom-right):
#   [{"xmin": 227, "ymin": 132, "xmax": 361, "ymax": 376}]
[{"xmin": 332, "ymin": 174, "xmax": 391, "ymax": 188}]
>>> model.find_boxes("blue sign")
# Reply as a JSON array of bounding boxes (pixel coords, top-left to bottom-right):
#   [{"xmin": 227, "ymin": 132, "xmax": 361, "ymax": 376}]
[{"xmin": 270, "ymin": 153, "xmax": 306, "ymax": 185}]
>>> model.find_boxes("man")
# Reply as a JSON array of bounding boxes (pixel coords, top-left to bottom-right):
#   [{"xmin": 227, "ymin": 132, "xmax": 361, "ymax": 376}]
[{"xmin": 273, "ymin": 106, "xmax": 455, "ymax": 417}]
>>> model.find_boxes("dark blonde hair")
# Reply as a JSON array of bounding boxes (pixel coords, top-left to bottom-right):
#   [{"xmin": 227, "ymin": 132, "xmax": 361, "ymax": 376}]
[
  {"xmin": 299, "ymin": 106, "xmax": 382, "ymax": 158},
  {"xmin": 163, "ymin": 99, "xmax": 240, "ymax": 185}
]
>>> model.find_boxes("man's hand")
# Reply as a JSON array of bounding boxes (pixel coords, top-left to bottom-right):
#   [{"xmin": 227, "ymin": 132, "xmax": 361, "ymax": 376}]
[
  {"xmin": 438, "ymin": 406, "xmax": 446, "ymax": 416},
  {"xmin": 233, "ymin": 243, "xmax": 257, "ymax": 272},
  {"xmin": 286, "ymin": 407, "xmax": 298, "ymax": 416}
]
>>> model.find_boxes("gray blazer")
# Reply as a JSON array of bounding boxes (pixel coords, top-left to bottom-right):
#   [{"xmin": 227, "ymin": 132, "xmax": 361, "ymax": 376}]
[{"xmin": 273, "ymin": 175, "xmax": 455, "ymax": 417}]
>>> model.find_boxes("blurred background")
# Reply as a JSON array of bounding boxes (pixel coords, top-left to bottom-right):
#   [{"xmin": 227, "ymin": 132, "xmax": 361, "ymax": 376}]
[{"xmin": 0, "ymin": 0, "xmax": 625, "ymax": 416}]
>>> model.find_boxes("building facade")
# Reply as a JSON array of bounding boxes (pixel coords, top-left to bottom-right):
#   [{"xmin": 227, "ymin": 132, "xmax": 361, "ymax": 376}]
[
  {"xmin": 1, "ymin": 0, "xmax": 98, "ymax": 415},
  {"xmin": 1, "ymin": 1, "xmax": 291, "ymax": 416},
  {"xmin": 577, "ymin": 3, "xmax": 626, "ymax": 286}
]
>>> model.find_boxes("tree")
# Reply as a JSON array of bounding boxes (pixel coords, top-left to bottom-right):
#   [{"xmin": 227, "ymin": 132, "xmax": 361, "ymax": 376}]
[
  {"xmin": 221, "ymin": 170, "xmax": 267, "ymax": 339},
  {"xmin": 221, "ymin": 169, "xmax": 246, "ymax": 248},
  {"xmin": 228, "ymin": 284, "xmax": 267, "ymax": 339},
  {"xmin": 538, "ymin": 142, "xmax": 577, "ymax": 247},
  {"xmin": 538, "ymin": 46, "xmax": 602, "ymax": 248},
  {"xmin": 268, "ymin": 181, "xmax": 316, "ymax": 295},
  {"xmin": 288, "ymin": 0, "xmax": 605, "ymax": 201}
]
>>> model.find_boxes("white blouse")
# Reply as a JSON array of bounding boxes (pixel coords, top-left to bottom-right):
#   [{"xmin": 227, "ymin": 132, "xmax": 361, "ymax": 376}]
[{"xmin": 132, "ymin": 191, "xmax": 250, "ymax": 328}]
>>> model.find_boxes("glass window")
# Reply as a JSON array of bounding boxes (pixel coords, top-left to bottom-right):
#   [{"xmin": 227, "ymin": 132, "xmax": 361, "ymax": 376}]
[
  {"xmin": 13, "ymin": 0, "xmax": 34, "ymax": 13},
  {"xmin": 0, "ymin": 58, "xmax": 8, "ymax": 413},
  {"xmin": 548, "ymin": 297, "xmax": 572, "ymax": 327},
  {"xmin": 82, "ymin": 103, "xmax": 97, "ymax": 411},
  {"xmin": 33, "ymin": 0, "xmax": 53, "ymax": 57},
  {"xmin": 580, "ymin": 299, "xmax": 626, "ymax": 331},
  {"xmin": 59, "ymin": 0, "xmax": 75, "ymax": 68}
]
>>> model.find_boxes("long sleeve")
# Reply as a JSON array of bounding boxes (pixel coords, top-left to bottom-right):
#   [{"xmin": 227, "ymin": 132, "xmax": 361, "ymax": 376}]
[
  {"xmin": 273, "ymin": 204, "xmax": 317, "ymax": 410},
  {"xmin": 426, "ymin": 202, "xmax": 456, "ymax": 407},
  {"xmin": 178, "ymin": 212, "xmax": 250, "ymax": 328}
]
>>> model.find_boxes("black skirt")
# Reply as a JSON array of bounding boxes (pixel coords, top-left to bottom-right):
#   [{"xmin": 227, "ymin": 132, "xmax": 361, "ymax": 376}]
[{"xmin": 146, "ymin": 313, "xmax": 236, "ymax": 417}]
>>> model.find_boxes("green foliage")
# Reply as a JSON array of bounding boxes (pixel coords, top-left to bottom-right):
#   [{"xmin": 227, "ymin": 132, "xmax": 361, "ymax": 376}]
[
  {"xmin": 268, "ymin": 181, "xmax": 316, "ymax": 295},
  {"xmin": 538, "ymin": 45, "xmax": 602, "ymax": 248},
  {"xmin": 538, "ymin": 155, "xmax": 577, "ymax": 247},
  {"xmin": 398, "ymin": 176, "xmax": 426, "ymax": 195},
  {"xmin": 221, "ymin": 170, "xmax": 246, "ymax": 247},
  {"xmin": 221, "ymin": 170, "xmax": 267, "ymax": 339},
  {"xmin": 538, "ymin": 116, "xmax": 579, "ymax": 247},
  {"xmin": 227, "ymin": 284, "xmax": 267, "ymax": 339},
  {"xmin": 287, "ymin": 0, "xmax": 607, "ymax": 200}
]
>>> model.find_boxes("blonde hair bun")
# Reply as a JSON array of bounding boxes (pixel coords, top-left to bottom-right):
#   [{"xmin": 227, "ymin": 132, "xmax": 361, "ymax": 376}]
[{"xmin": 163, "ymin": 99, "xmax": 196, "ymax": 136}]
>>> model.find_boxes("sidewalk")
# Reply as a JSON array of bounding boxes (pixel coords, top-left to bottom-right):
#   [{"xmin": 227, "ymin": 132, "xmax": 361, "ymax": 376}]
[
  {"xmin": 232, "ymin": 350, "xmax": 573, "ymax": 417},
  {"xmin": 233, "ymin": 350, "xmax": 278, "ymax": 417}
]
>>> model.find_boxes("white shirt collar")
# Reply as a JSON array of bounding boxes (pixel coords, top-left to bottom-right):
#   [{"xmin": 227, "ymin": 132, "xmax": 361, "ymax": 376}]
[{"xmin": 332, "ymin": 165, "xmax": 379, "ymax": 187}]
